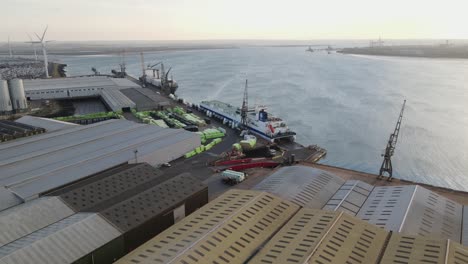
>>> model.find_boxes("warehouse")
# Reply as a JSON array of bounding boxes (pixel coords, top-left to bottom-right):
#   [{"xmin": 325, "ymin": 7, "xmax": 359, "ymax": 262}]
[
  {"xmin": 0, "ymin": 119, "xmax": 200, "ymax": 202},
  {"xmin": 100, "ymin": 172, "xmax": 208, "ymax": 251},
  {"xmin": 116, "ymin": 189, "xmax": 468, "ymax": 264},
  {"xmin": 254, "ymin": 166, "xmax": 466, "ymax": 243},
  {"xmin": 22, "ymin": 76, "xmax": 139, "ymax": 112},
  {"xmin": 254, "ymin": 166, "xmax": 345, "ymax": 208},
  {"xmin": 0, "ymin": 213, "xmax": 124, "ymax": 264},
  {"xmin": 15, "ymin": 115, "xmax": 78, "ymax": 132},
  {"xmin": 250, "ymin": 209, "xmax": 389, "ymax": 264},
  {"xmin": 0, "ymin": 197, "xmax": 74, "ymax": 247},
  {"xmin": 356, "ymin": 185, "xmax": 463, "ymax": 242},
  {"xmin": 322, "ymin": 180, "xmax": 373, "ymax": 216},
  {"xmin": 47, "ymin": 163, "xmax": 208, "ymax": 252},
  {"xmin": 116, "ymin": 189, "xmax": 300, "ymax": 264},
  {"xmin": 0, "ymin": 120, "xmax": 45, "ymax": 142}
]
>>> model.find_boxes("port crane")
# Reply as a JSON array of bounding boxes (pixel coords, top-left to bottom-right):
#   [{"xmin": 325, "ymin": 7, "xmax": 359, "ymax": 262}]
[
  {"xmin": 240, "ymin": 79, "xmax": 249, "ymax": 128},
  {"xmin": 378, "ymin": 100, "xmax": 406, "ymax": 181}
]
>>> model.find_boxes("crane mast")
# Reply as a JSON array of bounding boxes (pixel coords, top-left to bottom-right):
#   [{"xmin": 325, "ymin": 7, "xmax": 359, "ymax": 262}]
[
  {"xmin": 240, "ymin": 80, "xmax": 249, "ymax": 127},
  {"xmin": 378, "ymin": 100, "xmax": 406, "ymax": 181}
]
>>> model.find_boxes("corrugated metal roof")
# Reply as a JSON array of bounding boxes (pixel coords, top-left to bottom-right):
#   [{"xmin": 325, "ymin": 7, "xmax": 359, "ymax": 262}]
[
  {"xmin": 0, "ymin": 213, "xmax": 121, "ymax": 264},
  {"xmin": 22, "ymin": 76, "xmax": 139, "ymax": 91},
  {"xmin": 254, "ymin": 166, "xmax": 345, "ymax": 208},
  {"xmin": 380, "ymin": 233, "xmax": 447, "ymax": 264},
  {"xmin": 0, "ymin": 188, "xmax": 21, "ymax": 212},
  {"xmin": 323, "ymin": 180, "xmax": 373, "ymax": 216},
  {"xmin": 306, "ymin": 212, "xmax": 389, "ymax": 264},
  {"xmin": 446, "ymin": 241, "xmax": 468, "ymax": 264},
  {"xmin": 115, "ymin": 189, "xmax": 300, "ymax": 264},
  {"xmin": 48, "ymin": 163, "xmax": 162, "ymax": 212},
  {"xmin": 463, "ymin": 206, "xmax": 468, "ymax": 246},
  {"xmin": 356, "ymin": 185, "xmax": 416, "ymax": 231},
  {"xmin": 100, "ymin": 173, "xmax": 207, "ymax": 232},
  {"xmin": 400, "ymin": 186, "xmax": 463, "ymax": 242},
  {"xmin": 357, "ymin": 185, "xmax": 463, "ymax": 242},
  {"xmin": 250, "ymin": 209, "xmax": 340, "ymax": 264},
  {"xmin": 15, "ymin": 116, "xmax": 77, "ymax": 132},
  {"xmin": 0, "ymin": 119, "xmax": 200, "ymax": 200},
  {"xmin": 0, "ymin": 197, "xmax": 74, "ymax": 247},
  {"xmin": 100, "ymin": 89, "xmax": 136, "ymax": 112},
  {"xmin": 252, "ymin": 209, "xmax": 388, "ymax": 264}
]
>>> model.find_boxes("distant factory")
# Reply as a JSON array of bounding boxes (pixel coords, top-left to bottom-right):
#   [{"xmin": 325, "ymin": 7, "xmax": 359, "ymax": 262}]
[{"xmin": 0, "ymin": 79, "xmax": 28, "ymax": 114}]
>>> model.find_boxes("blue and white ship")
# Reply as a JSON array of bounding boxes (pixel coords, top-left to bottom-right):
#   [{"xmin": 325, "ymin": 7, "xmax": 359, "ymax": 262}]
[{"xmin": 199, "ymin": 100, "xmax": 296, "ymax": 142}]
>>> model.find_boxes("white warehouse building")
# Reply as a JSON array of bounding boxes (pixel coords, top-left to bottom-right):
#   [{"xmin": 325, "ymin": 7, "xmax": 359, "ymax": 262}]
[{"xmin": 22, "ymin": 76, "xmax": 139, "ymax": 112}]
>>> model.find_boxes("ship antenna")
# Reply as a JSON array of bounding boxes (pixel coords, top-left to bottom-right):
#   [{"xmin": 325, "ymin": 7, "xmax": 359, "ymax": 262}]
[
  {"xmin": 240, "ymin": 79, "xmax": 249, "ymax": 128},
  {"xmin": 378, "ymin": 99, "xmax": 406, "ymax": 181}
]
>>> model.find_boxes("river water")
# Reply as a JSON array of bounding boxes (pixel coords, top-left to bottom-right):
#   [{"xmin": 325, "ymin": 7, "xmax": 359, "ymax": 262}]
[{"xmin": 56, "ymin": 47, "xmax": 468, "ymax": 191}]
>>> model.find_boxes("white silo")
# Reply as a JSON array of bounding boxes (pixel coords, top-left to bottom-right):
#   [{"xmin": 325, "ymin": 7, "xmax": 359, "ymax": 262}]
[
  {"xmin": 0, "ymin": 80, "xmax": 13, "ymax": 113},
  {"xmin": 8, "ymin": 79, "xmax": 28, "ymax": 111}
]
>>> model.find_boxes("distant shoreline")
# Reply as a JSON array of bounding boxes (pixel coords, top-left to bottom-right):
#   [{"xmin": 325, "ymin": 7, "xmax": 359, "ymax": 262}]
[
  {"xmin": 0, "ymin": 46, "xmax": 239, "ymax": 57},
  {"xmin": 339, "ymin": 45, "xmax": 468, "ymax": 59}
]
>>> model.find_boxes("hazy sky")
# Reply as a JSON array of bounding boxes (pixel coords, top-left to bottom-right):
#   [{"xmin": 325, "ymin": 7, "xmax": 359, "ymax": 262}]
[{"xmin": 2, "ymin": 0, "xmax": 468, "ymax": 41}]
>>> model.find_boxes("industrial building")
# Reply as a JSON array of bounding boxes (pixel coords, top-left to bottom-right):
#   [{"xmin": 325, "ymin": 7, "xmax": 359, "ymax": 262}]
[
  {"xmin": 254, "ymin": 166, "xmax": 345, "ymax": 208},
  {"xmin": 0, "ymin": 79, "xmax": 28, "ymax": 114},
  {"xmin": 116, "ymin": 189, "xmax": 468, "ymax": 264},
  {"xmin": 22, "ymin": 76, "xmax": 140, "ymax": 112},
  {"xmin": 0, "ymin": 162, "xmax": 207, "ymax": 264},
  {"xmin": 15, "ymin": 115, "xmax": 78, "ymax": 132},
  {"xmin": 116, "ymin": 189, "xmax": 301, "ymax": 264},
  {"xmin": 0, "ymin": 213, "xmax": 124, "ymax": 264},
  {"xmin": 0, "ymin": 119, "xmax": 200, "ymax": 209},
  {"xmin": 253, "ymin": 165, "xmax": 468, "ymax": 245},
  {"xmin": 0, "ymin": 120, "xmax": 45, "ymax": 142}
]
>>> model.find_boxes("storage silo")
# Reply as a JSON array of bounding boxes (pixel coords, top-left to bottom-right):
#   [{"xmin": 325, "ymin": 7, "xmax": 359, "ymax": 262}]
[
  {"xmin": 0, "ymin": 80, "xmax": 13, "ymax": 114},
  {"xmin": 8, "ymin": 79, "xmax": 28, "ymax": 111}
]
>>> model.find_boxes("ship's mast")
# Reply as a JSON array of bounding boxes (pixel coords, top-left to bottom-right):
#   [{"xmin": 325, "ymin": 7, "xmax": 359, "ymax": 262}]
[
  {"xmin": 240, "ymin": 79, "xmax": 248, "ymax": 128},
  {"xmin": 378, "ymin": 100, "xmax": 406, "ymax": 181}
]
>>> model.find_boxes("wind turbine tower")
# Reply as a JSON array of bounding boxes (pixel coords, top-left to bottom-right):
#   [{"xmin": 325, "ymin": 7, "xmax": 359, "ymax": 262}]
[
  {"xmin": 27, "ymin": 34, "xmax": 38, "ymax": 61},
  {"xmin": 30, "ymin": 26, "xmax": 51, "ymax": 78},
  {"xmin": 8, "ymin": 36, "xmax": 12, "ymax": 58}
]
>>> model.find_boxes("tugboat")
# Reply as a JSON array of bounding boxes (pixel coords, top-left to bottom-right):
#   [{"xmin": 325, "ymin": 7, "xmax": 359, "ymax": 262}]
[{"xmin": 306, "ymin": 46, "xmax": 314, "ymax": 52}]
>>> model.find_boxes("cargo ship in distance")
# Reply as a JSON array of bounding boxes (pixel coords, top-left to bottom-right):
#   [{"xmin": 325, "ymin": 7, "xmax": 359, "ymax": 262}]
[{"xmin": 199, "ymin": 100, "xmax": 296, "ymax": 142}]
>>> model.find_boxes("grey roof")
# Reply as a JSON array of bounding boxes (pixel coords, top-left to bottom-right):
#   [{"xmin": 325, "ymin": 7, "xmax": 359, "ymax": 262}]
[
  {"xmin": 0, "ymin": 188, "xmax": 21, "ymax": 212},
  {"xmin": 100, "ymin": 89, "xmax": 136, "ymax": 112},
  {"xmin": 48, "ymin": 163, "xmax": 163, "ymax": 212},
  {"xmin": 15, "ymin": 116, "xmax": 77, "ymax": 132},
  {"xmin": 400, "ymin": 186, "xmax": 462, "ymax": 242},
  {"xmin": 0, "ymin": 213, "xmax": 121, "ymax": 264},
  {"xmin": 357, "ymin": 185, "xmax": 463, "ymax": 242},
  {"xmin": 254, "ymin": 166, "xmax": 345, "ymax": 208},
  {"xmin": 22, "ymin": 76, "xmax": 139, "ymax": 91},
  {"xmin": 322, "ymin": 180, "xmax": 374, "ymax": 216},
  {"xmin": 0, "ymin": 197, "xmax": 74, "ymax": 247},
  {"xmin": 0, "ymin": 119, "xmax": 200, "ymax": 200},
  {"xmin": 100, "ymin": 172, "xmax": 207, "ymax": 232}
]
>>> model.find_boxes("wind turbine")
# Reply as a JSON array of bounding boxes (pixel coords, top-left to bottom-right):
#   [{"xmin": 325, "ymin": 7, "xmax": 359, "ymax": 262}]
[
  {"xmin": 27, "ymin": 34, "xmax": 38, "ymax": 61},
  {"xmin": 27, "ymin": 26, "xmax": 52, "ymax": 78}
]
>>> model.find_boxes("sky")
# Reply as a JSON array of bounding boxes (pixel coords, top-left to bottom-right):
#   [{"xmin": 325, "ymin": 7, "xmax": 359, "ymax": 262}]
[{"xmin": 2, "ymin": 0, "xmax": 468, "ymax": 41}]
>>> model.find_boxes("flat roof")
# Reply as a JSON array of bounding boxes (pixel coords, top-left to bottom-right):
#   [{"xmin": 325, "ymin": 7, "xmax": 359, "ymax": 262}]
[
  {"xmin": 15, "ymin": 116, "xmax": 77, "ymax": 132},
  {"xmin": 0, "ymin": 119, "xmax": 199, "ymax": 200},
  {"xmin": 22, "ymin": 76, "xmax": 139, "ymax": 91}
]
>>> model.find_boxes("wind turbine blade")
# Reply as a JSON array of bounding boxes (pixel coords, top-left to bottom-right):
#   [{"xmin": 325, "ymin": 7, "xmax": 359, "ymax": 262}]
[
  {"xmin": 34, "ymin": 32, "xmax": 42, "ymax": 41},
  {"xmin": 41, "ymin": 25, "xmax": 48, "ymax": 41}
]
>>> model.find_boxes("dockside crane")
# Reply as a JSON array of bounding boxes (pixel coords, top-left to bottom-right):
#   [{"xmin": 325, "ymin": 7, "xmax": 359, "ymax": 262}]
[
  {"xmin": 240, "ymin": 79, "xmax": 249, "ymax": 128},
  {"xmin": 378, "ymin": 100, "xmax": 406, "ymax": 181}
]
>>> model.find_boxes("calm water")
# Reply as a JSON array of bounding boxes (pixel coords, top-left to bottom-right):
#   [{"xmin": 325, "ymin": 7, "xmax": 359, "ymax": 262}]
[{"xmin": 55, "ymin": 47, "xmax": 468, "ymax": 191}]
